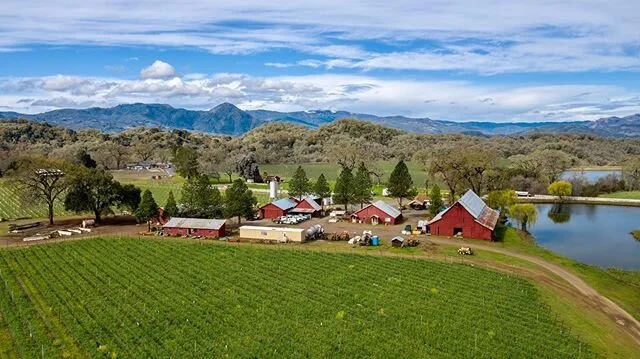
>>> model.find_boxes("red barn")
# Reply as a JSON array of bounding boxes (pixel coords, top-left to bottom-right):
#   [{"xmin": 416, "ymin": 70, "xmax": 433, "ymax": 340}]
[
  {"xmin": 259, "ymin": 198, "xmax": 298, "ymax": 219},
  {"xmin": 351, "ymin": 200, "xmax": 402, "ymax": 225},
  {"xmin": 427, "ymin": 190, "xmax": 499, "ymax": 240},
  {"xmin": 289, "ymin": 195, "xmax": 323, "ymax": 217},
  {"xmin": 162, "ymin": 218, "xmax": 227, "ymax": 238}
]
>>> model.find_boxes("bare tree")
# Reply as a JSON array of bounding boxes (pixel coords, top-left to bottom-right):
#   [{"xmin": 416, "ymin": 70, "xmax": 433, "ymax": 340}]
[{"xmin": 8, "ymin": 157, "xmax": 74, "ymax": 225}]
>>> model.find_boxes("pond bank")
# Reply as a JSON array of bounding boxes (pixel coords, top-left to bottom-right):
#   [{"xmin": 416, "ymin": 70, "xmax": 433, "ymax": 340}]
[{"xmin": 519, "ymin": 195, "xmax": 640, "ymax": 207}]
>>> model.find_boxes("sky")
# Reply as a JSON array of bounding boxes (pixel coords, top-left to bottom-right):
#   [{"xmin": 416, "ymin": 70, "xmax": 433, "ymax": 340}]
[{"xmin": 0, "ymin": 0, "xmax": 639, "ymax": 122}]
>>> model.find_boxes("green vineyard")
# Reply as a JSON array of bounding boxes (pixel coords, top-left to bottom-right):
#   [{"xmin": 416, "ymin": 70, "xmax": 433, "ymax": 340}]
[
  {"xmin": 0, "ymin": 238, "xmax": 594, "ymax": 358},
  {"xmin": 0, "ymin": 180, "xmax": 74, "ymax": 220}
]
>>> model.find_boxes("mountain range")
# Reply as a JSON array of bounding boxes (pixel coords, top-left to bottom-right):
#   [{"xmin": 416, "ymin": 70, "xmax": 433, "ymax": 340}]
[{"xmin": 1, "ymin": 103, "xmax": 638, "ymax": 137}]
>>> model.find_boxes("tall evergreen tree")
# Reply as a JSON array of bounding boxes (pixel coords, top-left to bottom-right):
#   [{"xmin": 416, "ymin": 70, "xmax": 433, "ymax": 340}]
[
  {"xmin": 288, "ymin": 166, "xmax": 311, "ymax": 200},
  {"xmin": 164, "ymin": 190, "xmax": 178, "ymax": 217},
  {"xmin": 313, "ymin": 173, "xmax": 332, "ymax": 213},
  {"xmin": 428, "ymin": 184, "xmax": 444, "ymax": 216},
  {"xmin": 173, "ymin": 146, "xmax": 200, "ymax": 179},
  {"xmin": 334, "ymin": 167, "xmax": 355, "ymax": 211},
  {"xmin": 354, "ymin": 162, "xmax": 373, "ymax": 208},
  {"xmin": 224, "ymin": 179, "xmax": 257, "ymax": 224},
  {"xmin": 180, "ymin": 174, "xmax": 222, "ymax": 218},
  {"xmin": 136, "ymin": 189, "xmax": 159, "ymax": 231},
  {"xmin": 387, "ymin": 160, "xmax": 417, "ymax": 211}
]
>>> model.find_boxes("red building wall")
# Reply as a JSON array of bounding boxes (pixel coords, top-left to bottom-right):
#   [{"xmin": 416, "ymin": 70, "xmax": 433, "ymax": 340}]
[
  {"xmin": 293, "ymin": 200, "xmax": 321, "ymax": 216},
  {"xmin": 353, "ymin": 205, "xmax": 401, "ymax": 225},
  {"xmin": 164, "ymin": 225, "xmax": 225, "ymax": 238},
  {"xmin": 259, "ymin": 203, "xmax": 287, "ymax": 219},
  {"xmin": 429, "ymin": 203, "xmax": 493, "ymax": 240}
]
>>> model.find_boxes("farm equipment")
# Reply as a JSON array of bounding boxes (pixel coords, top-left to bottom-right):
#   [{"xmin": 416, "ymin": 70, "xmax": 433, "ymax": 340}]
[
  {"xmin": 330, "ymin": 231, "xmax": 350, "ymax": 241},
  {"xmin": 405, "ymin": 238, "xmax": 420, "ymax": 247},
  {"xmin": 305, "ymin": 224, "xmax": 325, "ymax": 241},
  {"xmin": 457, "ymin": 247, "xmax": 473, "ymax": 255}
]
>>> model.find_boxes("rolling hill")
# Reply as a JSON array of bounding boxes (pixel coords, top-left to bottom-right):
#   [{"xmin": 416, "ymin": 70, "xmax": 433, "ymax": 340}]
[{"xmin": 1, "ymin": 103, "xmax": 638, "ymax": 137}]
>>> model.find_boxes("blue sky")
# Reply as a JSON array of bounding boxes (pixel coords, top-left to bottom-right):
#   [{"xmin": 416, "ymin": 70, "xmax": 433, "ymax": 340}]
[{"xmin": 0, "ymin": 0, "xmax": 639, "ymax": 122}]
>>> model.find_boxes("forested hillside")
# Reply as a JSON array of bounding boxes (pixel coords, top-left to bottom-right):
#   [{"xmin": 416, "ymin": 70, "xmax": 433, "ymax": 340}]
[{"xmin": 2, "ymin": 119, "xmax": 639, "ymax": 177}]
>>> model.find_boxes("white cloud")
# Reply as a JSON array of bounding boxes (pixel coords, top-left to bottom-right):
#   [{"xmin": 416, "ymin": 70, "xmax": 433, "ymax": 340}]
[
  {"xmin": 1, "ymin": 72, "xmax": 638, "ymax": 121},
  {"xmin": 0, "ymin": 1, "xmax": 638, "ymax": 73},
  {"xmin": 139, "ymin": 60, "xmax": 178, "ymax": 79}
]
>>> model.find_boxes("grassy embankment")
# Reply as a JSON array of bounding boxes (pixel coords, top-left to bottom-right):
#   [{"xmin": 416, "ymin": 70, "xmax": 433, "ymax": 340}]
[
  {"xmin": 600, "ymin": 191, "xmax": 640, "ymax": 200},
  {"xmin": 489, "ymin": 227, "xmax": 640, "ymax": 321}
]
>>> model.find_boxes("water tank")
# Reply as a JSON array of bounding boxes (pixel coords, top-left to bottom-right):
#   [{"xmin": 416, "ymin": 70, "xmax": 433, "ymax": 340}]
[
  {"xmin": 371, "ymin": 236, "xmax": 379, "ymax": 246},
  {"xmin": 269, "ymin": 180, "xmax": 280, "ymax": 199}
]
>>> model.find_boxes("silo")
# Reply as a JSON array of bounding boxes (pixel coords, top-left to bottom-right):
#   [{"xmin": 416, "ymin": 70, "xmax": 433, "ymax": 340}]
[{"xmin": 269, "ymin": 180, "xmax": 280, "ymax": 199}]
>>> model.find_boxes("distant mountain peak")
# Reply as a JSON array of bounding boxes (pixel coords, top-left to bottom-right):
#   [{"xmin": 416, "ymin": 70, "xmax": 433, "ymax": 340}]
[
  {"xmin": 0, "ymin": 103, "xmax": 638, "ymax": 137},
  {"xmin": 210, "ymin": 102, "xmax": 241, "ymax": 112}
]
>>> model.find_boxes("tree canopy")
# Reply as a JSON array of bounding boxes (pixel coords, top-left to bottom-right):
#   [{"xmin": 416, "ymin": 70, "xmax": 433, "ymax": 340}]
[
  {"xmin": 173, "ymin": 146, "xmax": 200, "ymax": 179},
  {"xmin": 136, "ymin": 189, "xmax": 159, "ymax": 231},
  {"xmin": 429, "ymin": 184, "xmax": 444, "ymax": 216},
  {"xmin": 333, "ymin": 166, "xmax": 355, "ymax": 211},
  {"xmin": 64, "ymin": 168, "xmax": 130, "ymax": 222},
  {"xmin": 288, "ymin": 166, "xmax": 311, "ymax": 200},
  {"xmin": 180, "ymin": 174, "xmax": 222, "ymax": 218},
  {"xmin": 224, "ymin": 179, "xmax": 257, "ymax": 224},
  {"xmin": 387, "ymin": 160, "xmax": 417, "ymax": 210},
  {"xmin": 548, "ymin": 181, "xmax": 573, "ymax": 200},
  {"xmin": 353, "ymin": 162, "xmax": 373, "ymax": 208},
  {"xmin": 164, "ymin": 190, "xmax": 178, "ymax": 217},
  {"xmin": 508, "ymin": 204, "xmax": 538, "ymax": 232}
]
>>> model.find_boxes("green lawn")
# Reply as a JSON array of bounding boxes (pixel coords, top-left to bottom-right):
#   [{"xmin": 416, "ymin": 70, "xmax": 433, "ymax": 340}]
[
  {"xmin": 0, "ymin": 238, "xmax": 594, "ymax": 358},
  {"xmin": 599, "ymin": 191, "xmax": 640, "ymax": 200}
]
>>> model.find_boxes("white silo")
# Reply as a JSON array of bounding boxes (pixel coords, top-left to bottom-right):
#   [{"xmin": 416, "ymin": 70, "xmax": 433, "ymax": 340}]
[{"xmin": 269, "ymin": 180, "xmax": 280, "ymax": 199}]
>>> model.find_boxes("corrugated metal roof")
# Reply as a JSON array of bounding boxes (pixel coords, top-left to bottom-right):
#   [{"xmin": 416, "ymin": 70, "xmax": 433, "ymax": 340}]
[
  {"xmin": 239, "ymin": 225, "xmax": 305, "ymax": 233},
  {"xmin": 458, "ymin": 190, "xmax": 486, "ymax": 219},
  {"xmin": 163, "ymin": 217, "xmax": 226, "ymax": 230},
  {"xmin": 271, "ymin": 198, "xmax": 298, "ymax": 210},
  {"xmin": 300, "ymin": 196, "xmax": 322, "ymax": 211},
  {"xmin": 372, "ymin": 200, "xmax": 402, "ymax": 218},
  {"xmin": 426, "ymin": 190, "xmax": 500, "ymax": 230}
]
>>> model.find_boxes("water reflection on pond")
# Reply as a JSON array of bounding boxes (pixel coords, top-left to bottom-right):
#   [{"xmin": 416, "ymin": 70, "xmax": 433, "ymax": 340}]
[{"xmin": 529, "ymin": 204, "xmax": 640, "ymax": 269}]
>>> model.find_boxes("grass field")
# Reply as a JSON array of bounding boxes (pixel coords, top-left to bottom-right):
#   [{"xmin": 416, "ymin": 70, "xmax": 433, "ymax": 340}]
[
  {"xmin": 0, "ymin": 238, "xmax": 595, "ymax": 358},
  {"xmin": 599, "ymin": 191, "xmax": 640, "ymax": 200}
]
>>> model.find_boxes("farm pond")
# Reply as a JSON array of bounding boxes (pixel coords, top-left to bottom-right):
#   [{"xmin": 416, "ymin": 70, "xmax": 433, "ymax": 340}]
[{"xmin": 530, "ymin": 203, "xmax": 640, "ymax": 269}]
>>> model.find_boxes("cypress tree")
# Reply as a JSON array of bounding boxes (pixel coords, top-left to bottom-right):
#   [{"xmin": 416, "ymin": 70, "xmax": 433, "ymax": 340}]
[
  {"xmin": 429, "ymin": 184, "xmax": 444, "ymax": 215},
  {"xmin": 164, "ymin": 190, "xmax": 178, "ymax": 217},
  {"xmin": 136, "ymin": 189, "xmax": 159, "ymax": 231},
  {"xmin": 387, "ymin": 160, "xmax": 417, "ymax": 211}
]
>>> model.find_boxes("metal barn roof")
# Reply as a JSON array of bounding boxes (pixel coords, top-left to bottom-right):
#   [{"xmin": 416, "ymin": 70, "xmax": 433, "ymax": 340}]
[
  {"xmin": 163, "ymin": 217, "xmax": 226, "ymax": 230},
  {"xmin": 457, "ymin": 190, "xmax": 486, "ymax": 219},
  {"xmin": 299, "ymin": 196, "xmax": 322, "ymax": 211},
  {"xmin": 270, "ymin": 198, "xmax": 298, "ymax": 210},
  {"xmin": 427, "ymin": 190, "xmax": 499, "ymax": 230},
  {"xmin": 372, "ymin": 201, "xmax": 402, "ymax": 218}
]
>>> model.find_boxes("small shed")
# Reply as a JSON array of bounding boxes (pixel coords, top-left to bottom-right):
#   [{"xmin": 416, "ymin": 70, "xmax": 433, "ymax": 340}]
[
  {"xmin": 351, "ymin": 201, "xmax": 402, "ymax": 225},
  {"xmin": 408, "ymin": 195, "xmax": 430, "ymax": 210},
  {"xmin": 239, "ymin": 226, "xmax": 306, "ymax": 243},
  {"xmin": 163, "ymin": 217, "xmax": 226, "ymax": 238},
  {"xmin": 290, "ymin": 195, "xmax": 323, "ymax": 217},
  {"xmin": 391, "ymin": 236, "xmax": 405, "ymax": 247},
  {"xmin": 427, "ymin": 190, "xmax": 499, "ymax": 241},
  {"xmin": 259, "ymin": 198, "xmax": 298, "ymax": 219}
]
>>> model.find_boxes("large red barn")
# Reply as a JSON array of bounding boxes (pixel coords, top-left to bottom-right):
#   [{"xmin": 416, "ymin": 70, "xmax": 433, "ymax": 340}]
[
  {"xmin": 427, "ymin": 190, "xmax": 499, "ymax": 240},
  {"xmin": 259, "ymin": 198, "xmax": 298, "ymax": 219},
  {"xmin": 289, "ymin": 195, "xmax": 323, "ymax": 217},
  {"xmin": 162, "ymin": 217, "xmax": 226, "ymax": 238},
  {"xmin": 351, "ymin": 200, "xmax": 402, "ymax": 225}
]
